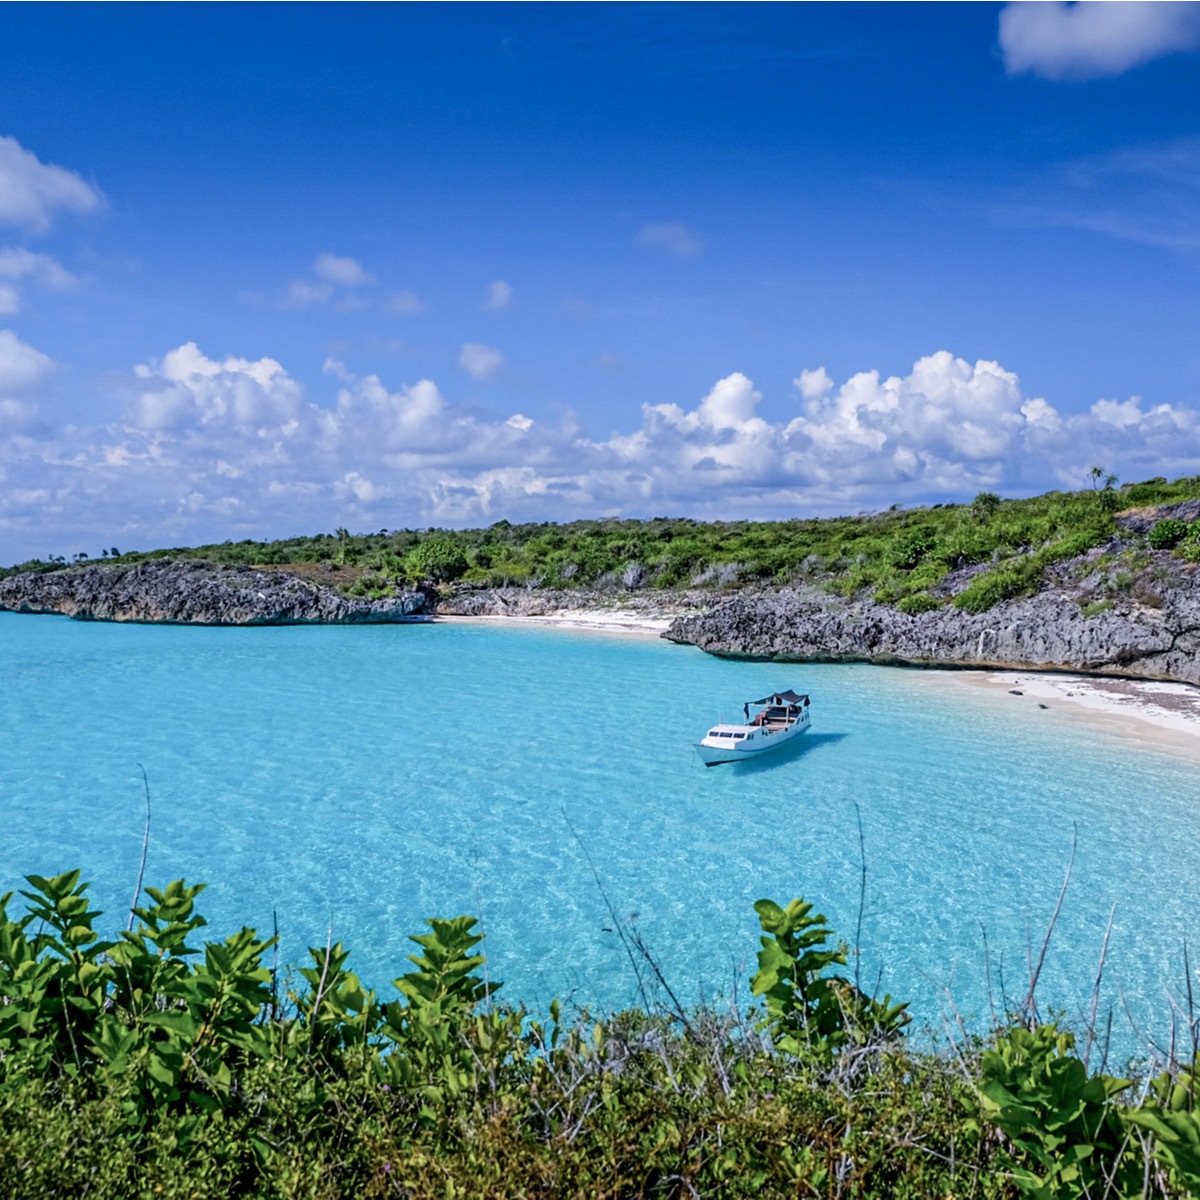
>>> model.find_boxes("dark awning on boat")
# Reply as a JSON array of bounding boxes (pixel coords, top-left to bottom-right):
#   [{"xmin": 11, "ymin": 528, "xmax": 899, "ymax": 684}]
[{"xmin": 751, "ymin": 690, "xmax": 809, "ymax": 706}]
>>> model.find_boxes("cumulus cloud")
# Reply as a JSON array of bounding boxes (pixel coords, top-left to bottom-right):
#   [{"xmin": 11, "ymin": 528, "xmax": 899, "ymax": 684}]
[
  {"xmin": 459, "ymin": 342, "xmax": 504, "ymax": 381},
  {"xmin": 129, "ymin": 342, "xmax": 306, "ymax": 434},
  {"xmin": 1000, "ymin": 1, "xmax": 1200, "ymax": 80},
  {"xmin": 638, "ymin": 221, "xmax": 703, "ymax": 258},
  {"xmin": 484, "ymin": 280, "xmax": 513, "ymax": 311},
  {"xmin": 0, "ymin": 136, "xmax": 103, "ymax": 232},
  {"xmin": 794, "ymin": 367, "xmax": 833, "ymax": 400},
  {"xmin": 7, "ymin": 342, "xmax": 1200, "ymax": 562}
]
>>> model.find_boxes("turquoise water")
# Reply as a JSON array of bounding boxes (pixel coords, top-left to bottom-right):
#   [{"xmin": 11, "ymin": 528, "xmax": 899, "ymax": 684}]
[{"xmin": 2, "ymin": 611, "xmax": 1198, "ymax": 1054}]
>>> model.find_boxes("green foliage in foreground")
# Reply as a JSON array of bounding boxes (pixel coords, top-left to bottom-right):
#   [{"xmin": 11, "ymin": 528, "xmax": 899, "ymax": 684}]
[
  {"xmin": 8, "ymin": 474, "xmax": 1200, "ymax": 615},
  {"xmin": 2, "ymin": 871, "xmax": 1200, "ymax": 1196}
]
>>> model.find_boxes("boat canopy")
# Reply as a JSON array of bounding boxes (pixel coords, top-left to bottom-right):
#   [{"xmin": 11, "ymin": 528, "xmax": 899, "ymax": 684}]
[{"xmin": 751, "ymin": 690, "xmax": 809, "ymax": 706}]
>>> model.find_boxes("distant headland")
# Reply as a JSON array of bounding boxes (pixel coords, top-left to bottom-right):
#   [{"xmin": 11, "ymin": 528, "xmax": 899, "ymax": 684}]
[{"xmin": 3, "ymin": 476, "xmax": 1200, "ymax": 683}]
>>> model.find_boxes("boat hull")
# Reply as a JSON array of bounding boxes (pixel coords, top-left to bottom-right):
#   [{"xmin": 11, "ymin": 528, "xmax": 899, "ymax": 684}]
[{"xmin": 694, "ymin": 718, "xmax": 809, "ymax": 766}]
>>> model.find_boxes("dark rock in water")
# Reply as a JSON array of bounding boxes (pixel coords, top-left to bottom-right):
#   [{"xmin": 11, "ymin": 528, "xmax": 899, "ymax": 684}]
[
  {"xmin": 0, "ymin": 560, "xmax": 426, "ymax": 626},
  {"xmin": 663, "ymin": 576, "xmax": 1200, "ymax": 686}
]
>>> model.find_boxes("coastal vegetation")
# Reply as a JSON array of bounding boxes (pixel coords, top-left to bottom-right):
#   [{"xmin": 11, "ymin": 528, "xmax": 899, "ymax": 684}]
[
  {"xmin": 5, "ymin": 473, "xmax": 1200, "ymax": 616},
  {"xmin": 3, "ymin": 869, "xmax": 1200, "ymax": 1197}
]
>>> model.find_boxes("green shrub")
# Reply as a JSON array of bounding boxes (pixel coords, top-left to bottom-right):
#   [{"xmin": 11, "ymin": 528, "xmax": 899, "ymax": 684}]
[
  {"xmin": 750, "ymin": 897, "xmax": 908, "ymax": 1059},
  {"xmin": 969, "ymin": 491, "xmax": 1001, "ymax": 522},
  {"xmin": 404, "ymin": 537, "xmax": 469, "ymax": 583},
  {"xmin": 1149, "ymin": 518, "xmax": 1192, "ymax": 550},
  {"xmin": 8, "ymin": 867, "xmax": 1200, "ymax": 1196},
  {"xmin": 1122, "ymin": 477, "xmax": 1170, "ymax": 505},
  {"xmin": 896, "ymin": 591, "xmax": 941, "ymax": 615},
  {"xmin": 1126, "ymin": 1066, "xmax": 1200, "ymax": 1194},
  {"xmin": 953, "ymin": 564, "xmax": 1033, "ymax": 613},
  {"xmin": 889, "ymin": 524, "xmax": 937, "ymax": 570},
  {"xmin": 903, "ymin": 559, "xmax": 951, "ymax": 592},
  {"xmin": 974, "ymin": 1023, "xmax": 1135, "ymax": 1199},
  {"xmin": 1039, "ymin": 524, "xmax": 1111, "ymax": 563}
]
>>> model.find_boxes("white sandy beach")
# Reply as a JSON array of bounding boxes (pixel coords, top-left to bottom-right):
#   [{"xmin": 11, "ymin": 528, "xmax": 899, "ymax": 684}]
[
  {"xmin": 435, "ymin": 609, "xmax": 677, "ymax": 638},
  {"xmin": 939, "ymin": 669, "xmax": 1200, "ymax": 765}
]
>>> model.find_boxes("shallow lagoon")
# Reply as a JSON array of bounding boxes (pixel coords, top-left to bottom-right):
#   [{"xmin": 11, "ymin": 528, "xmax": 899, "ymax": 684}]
[{"xmin": 2, "ymin": 611, "xmax": 1198, "ymax": 1053}]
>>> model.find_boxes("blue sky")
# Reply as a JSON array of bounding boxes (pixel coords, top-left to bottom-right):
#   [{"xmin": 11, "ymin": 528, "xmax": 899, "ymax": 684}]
[{"xmin": 3, "ymin": 2, "xmax": 1200, "ymax": 561}]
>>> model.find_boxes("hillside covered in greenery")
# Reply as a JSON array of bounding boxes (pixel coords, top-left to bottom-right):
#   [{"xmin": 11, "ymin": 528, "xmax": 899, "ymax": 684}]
[
  {"xmin": 4, "ymin": 869, "xmax": 1200, "ymax": 1197},
  {"xmin": 6, "ymin": 474, "xmax": 1200, "ymax": 617}
]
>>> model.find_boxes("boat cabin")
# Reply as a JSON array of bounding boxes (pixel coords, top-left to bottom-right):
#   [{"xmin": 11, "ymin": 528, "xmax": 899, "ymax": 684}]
[{"xmin": 749, "ymin": 690, "xmax": 809, "ymax": 730}]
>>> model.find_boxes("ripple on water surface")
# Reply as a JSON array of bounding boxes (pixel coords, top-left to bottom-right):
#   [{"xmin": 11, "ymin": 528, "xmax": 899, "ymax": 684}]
[{"xmin": 1, "ymin": 612, "xmax": 1198, "ymax": 1051}]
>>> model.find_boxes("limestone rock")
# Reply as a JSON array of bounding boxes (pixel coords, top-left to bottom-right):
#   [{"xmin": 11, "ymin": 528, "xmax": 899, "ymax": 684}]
[
  {"xmin": 663, "ymin": 578, "xmax": 1200, "ymax": 684},
  {"xmin": 0, "ymin": 560, "xmax": 426, "ymax": 626}
]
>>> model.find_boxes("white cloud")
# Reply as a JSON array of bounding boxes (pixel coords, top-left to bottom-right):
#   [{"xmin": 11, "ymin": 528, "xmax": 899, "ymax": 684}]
[
  {"xmin": 638, "ymin": 221, "xmax": 703, "ymax": 258},
  {"xmin": 484, "ymin": 279, "xmax": 513, "ymax": 311},
  {"xmin": 459, "ymin": 342, "xmax": 504, "ymax": 382},
  {"xmin": 794, "ymin": 367, "xmax": 833, "ymax": 401},
  {"xmin": 283, "ymin": 279, "xmax": 334, "ymax": 308},
  {"xmin": 0, "ymin": 136, "xmax": 103, "ymax": 232},
  {"xmin": 999, "ymin": 1, "xmax": 1200, "ymax": 80},
  {"xmin": 129, "ymin": 342, "xmax": 306, "ymax": 433},
  {"xmin": 697, "ymin": 372, "xmax": 764, "ymax": 431},
  {"xmin": 0, "ymin": 329, "xmax": 53, "ymax": 436},
  {"xmin": 8, "ymin": 342, "xmax": 1200, "ymax": 562},
  {"xmin": 0, "ymin": 248, "xmax": 77, "ymax": 290},
  {"xmin": 277, "ymin": 254, "xmax": 422, "ymax": 313},
  {"xmin": 387, "ymin": 289, "xmax": 423, "ymax": 314},
  {"xmin": 0, "ymin": 248, "xmax": 79, "ymax": 312},
  {"xmin": 0, "ymin": 328, "xmax": 55, "ymax": 394},
  {"xmin": 312, "ymin": 253, "xmax": 374, "ymax": 287}
]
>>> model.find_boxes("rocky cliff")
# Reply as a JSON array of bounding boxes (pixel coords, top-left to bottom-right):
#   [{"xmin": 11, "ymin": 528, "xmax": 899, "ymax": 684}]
[
  {"xmin": 5, "ymin": 537, "xmax": 1200, "ymax": 686},
  {"xmin": 0, "ymin": 560, "xmax": 427, "ymax": 626},
  {"xmin": 663, "ymin": 560, "xmax": 1200, "ymax": 684}
]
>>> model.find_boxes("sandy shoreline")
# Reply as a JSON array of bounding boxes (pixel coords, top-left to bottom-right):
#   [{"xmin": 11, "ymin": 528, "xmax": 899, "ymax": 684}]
[
  {"xmin": 438, "ymin": 609, "xmax": 1200, "ymax": 762},
  {"xmin": 434, "ymin": 609, "xmax": 676, "ymax": 639},
  {"xmin": 936, "ymin": 668, "xmax": 1200, "ymax": 765}
]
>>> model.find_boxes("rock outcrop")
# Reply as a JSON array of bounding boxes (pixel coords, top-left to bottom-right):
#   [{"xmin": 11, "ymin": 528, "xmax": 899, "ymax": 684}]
[
  {"xmin": 6, "ymin": 544, "xmax": 1200, "ymax": 686},
  {"xmin": 0, "ymin": 560, "xmax": 427, "ymax": 626},
  {"xmin": 664, "ymin": 569, "xmax": 1200, "ymax": 685}
]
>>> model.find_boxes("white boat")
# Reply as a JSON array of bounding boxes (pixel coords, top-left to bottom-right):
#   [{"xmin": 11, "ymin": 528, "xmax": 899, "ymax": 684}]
[{"xmin": 694, "ymin": 690, "xmax": 811, "ymax": 767}]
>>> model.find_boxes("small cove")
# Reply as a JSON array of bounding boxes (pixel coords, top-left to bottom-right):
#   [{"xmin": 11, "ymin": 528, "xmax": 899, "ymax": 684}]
[{"xmin": 2, "ymin": 611, "xmax": 1198, "ymax": 1057}]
